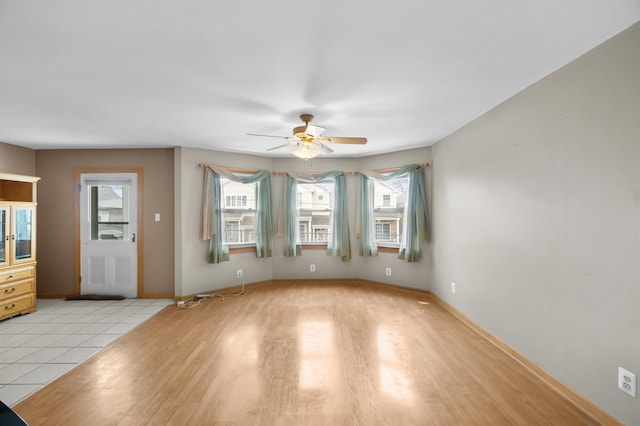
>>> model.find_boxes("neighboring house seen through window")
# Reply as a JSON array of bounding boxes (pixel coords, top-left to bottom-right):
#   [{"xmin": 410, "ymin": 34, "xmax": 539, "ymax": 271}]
[
  {"xmin": 298, "ymin": 181, "xmax": 334, "ymax": 244},
  {"xmin": 373, "ymin": 177, "xmax": 407, "ymax": 246},
  {"xmin": 222, "ymin": 178, "xmax": 256, "ymax": 246}
]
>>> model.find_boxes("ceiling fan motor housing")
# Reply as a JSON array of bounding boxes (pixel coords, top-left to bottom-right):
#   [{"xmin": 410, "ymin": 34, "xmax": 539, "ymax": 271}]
[{"xmin": 299, "ymin": 114, "xmax": 314, "ymax": 123}]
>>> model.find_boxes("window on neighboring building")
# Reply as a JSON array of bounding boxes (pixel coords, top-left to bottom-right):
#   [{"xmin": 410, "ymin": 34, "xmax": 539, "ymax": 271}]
[
  {"xmin": 225, "ymin": 195, "xmax": 247, "ymax": 207},
  {"xmin": 375, "ymin": 222, "xmax": 391, "ymax": 241},
  {"xmin": 225, "ymin": 221, "xmax": 240, "ymax": 243},
  {"xmin": 373, "ymin": 177, "xmax": 407, "ymax": 246},
  {"xmin": 299, "ymin": 223, "xmax": 308, "ymax": 242},
  {"xmin": 298, "ymin": 181, "xmax": 334, "ymax": 245},
  {"xmin": 222, "ymin": 178, "xmax": 256, "ymax": 246},
  {"xmin": 313, "ymin": 227, "xmax": 329, "ymax": 242}
]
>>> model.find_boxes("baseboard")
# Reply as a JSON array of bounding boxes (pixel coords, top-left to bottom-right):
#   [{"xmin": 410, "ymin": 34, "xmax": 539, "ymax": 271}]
[
  {"xmin": 355, "ymin": 278, "xmax": 431, "ymax": 296},
  {"xmin": 36, "ymin": 294, "xmax": 72, "ymax": 299},
  {"xmin": 175, "ymin": 279, "xmax": 274, "ymax": 301},
  {"xmin": 428, "ymin": 291, "xmax": 622, "ymax": 426},
  {"xmin": 140, "ymin": 293, "xmax": 174, "ymax": 299}
]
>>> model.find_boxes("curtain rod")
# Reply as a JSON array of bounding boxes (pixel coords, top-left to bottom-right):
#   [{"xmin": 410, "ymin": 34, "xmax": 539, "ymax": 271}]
[{"xmin": 198, "ymin": 163, "xmax": 429, "ymax": 175}]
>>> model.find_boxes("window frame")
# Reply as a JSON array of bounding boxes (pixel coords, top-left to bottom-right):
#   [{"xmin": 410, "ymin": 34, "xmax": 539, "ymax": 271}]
[
  {"xmin": 372, "ymin": 178, "xmax": 407, "ymax": 250},
  {"xmin": 221, "ymin": 177, "xmax": 257, "ymax": 252},
  {"xmin": 297, "ymin": 180, "xmax": 334, "ymax": 248}
]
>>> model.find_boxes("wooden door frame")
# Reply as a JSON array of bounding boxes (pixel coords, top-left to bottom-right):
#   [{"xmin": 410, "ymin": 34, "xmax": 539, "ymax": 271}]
[{"xmin": 74, "ymin": 168, "xmax": 144, "ymax": 297}]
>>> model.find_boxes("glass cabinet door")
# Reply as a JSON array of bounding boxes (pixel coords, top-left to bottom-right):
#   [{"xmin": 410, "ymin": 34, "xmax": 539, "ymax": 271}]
[
  {"xmin": 11, "ymin": 206, "xmax": 35, "ymax": 264},
  {"xmin": 0, "ymin": 207, "xmax": 8, "ymax": 266}
]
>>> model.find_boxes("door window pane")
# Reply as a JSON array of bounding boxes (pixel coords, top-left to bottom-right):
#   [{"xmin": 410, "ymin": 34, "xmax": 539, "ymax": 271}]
[{"xmin": 90, "ymin": 184, "xmax": 130, "ymax": 240}]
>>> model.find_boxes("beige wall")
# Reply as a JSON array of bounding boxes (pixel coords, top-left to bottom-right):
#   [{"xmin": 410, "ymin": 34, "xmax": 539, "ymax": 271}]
[
  {"xmin": 431, "ymin": 22, "xmax": 640, "ymax": 424},
  {"xmin": 0, "ymin": 141, "xmax": 36, "ymax": 175},
  {"xmin": 35, "ymin": 149, "xmax": 174, "ymax": 297}
]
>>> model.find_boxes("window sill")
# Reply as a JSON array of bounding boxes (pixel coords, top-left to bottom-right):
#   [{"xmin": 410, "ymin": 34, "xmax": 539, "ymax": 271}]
[
  {"xmin": 377, "ymin": 245, "xmax": 400, "ymax": 253},
  {"xmin": 300, "ymin": 244, "xmax": 328, "ymax": 250},
  {"xmin": 229, "ymin": 245, "xmax": 256, "ymax": 254}
]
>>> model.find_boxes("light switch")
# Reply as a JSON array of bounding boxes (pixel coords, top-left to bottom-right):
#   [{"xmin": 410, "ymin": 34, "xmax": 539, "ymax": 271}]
[{"xmin": 154, "ymin": 213, "xmax": 160, "ymax": 222}]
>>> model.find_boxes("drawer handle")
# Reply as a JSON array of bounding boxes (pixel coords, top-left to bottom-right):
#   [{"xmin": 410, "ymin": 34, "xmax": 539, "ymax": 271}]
[
  {"xmin": 4, "ymin": 287, "xmax": 15, "ymax": 294},
  {"xmin": 4, "ymin": 303, "xmax": 15, "ymax": 311}
]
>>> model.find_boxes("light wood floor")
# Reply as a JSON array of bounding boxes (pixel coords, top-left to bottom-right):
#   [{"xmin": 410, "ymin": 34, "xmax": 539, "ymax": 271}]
[{"xmin": 15, "ymin": 282, "xmax": 599, "ymax": 425}]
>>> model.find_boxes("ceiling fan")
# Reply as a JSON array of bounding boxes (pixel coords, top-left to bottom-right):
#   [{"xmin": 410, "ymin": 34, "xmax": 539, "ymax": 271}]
[{"xmin": 247, "ymin": 114, "xmax": 367, "ymax": 159}]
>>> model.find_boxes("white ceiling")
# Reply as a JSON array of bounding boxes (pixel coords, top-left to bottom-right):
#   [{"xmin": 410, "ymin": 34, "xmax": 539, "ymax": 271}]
[{"xmin": 1, "ymin": 1, "xmax": 639, "ymax": 158}]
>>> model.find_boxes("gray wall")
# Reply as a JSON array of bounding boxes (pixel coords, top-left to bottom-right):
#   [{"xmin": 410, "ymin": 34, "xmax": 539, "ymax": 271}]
[
  {"xmin": 175, "ymin": 146, "xmax": 433, "ymax": 296},
  {"xmin": 174, "ymin": 147, "xmax": 274, "ymax": 297},
  {"xmin": 431, "ymin": 22, "xmax": 640, "ymax": 423}
]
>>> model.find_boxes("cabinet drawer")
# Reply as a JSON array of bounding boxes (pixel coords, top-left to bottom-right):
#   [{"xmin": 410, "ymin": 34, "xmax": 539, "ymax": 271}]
[
  {"xmin": 1, "ymin": 279, "xmax": 34, "ymax": 300},
  {"xmin": 0, "ymin": 266, "xmax": 35, "ymax": 283},
  {"xmin": 1, "ymin": 294, "xmax": 35, "ymax": 316}
]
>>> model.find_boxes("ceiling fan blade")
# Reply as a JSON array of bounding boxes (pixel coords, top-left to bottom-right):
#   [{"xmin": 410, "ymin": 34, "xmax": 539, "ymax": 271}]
[
  {"xmin": 247, "ymin": 133, "xmax": 294, "ymax": 140},
  {"xmin": 318, "ymin": 143, "xmax": 334, "ymax": 154},
  {"xmin": 267, "ymin": 142, "xmax": 295, "ymax": 151},
  {"xmin": 320, "ymin": 137, "xmax": 367, "ymax": 144},
  {"xmin": 305, "ymin": 125, "xmax": 325, "ymax": 138}
]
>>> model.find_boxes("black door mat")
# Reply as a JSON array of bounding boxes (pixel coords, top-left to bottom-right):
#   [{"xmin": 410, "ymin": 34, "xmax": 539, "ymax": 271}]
[{"xmin": 64, "ymin": 294, "xmax": 125, "ymax": 301}]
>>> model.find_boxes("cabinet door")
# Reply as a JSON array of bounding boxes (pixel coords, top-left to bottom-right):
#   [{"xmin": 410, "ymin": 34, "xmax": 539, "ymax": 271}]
[
  {"xmin": 11, "ymin": 206, "xmax": 36, "ymax": 264},
  {"xmin": 0, "ymin": 207, "xmax": 8, "ymax": 267}
]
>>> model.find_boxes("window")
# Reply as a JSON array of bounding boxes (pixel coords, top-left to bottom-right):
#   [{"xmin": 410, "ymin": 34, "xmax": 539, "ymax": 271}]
[
  {"xmin": 373, "ymin": 177, "xmax": 407, "ymax": 246},
  {"xmin": 226, "ymin": 195, "xmax": 247, "ymax": 207},
  {"xmin": 225, "ymin": 222, "xmax": 240, "ymax": 243},
  {"xmin": 375, "ymin": 222, "xmax": 391, "ymax": 241},
  {"xmin": 89, "ymin": 184, "xmax": 130, "ymax": 240},
  {"xmin": 298, "ymin": 182, "xmax": 334, "ymax": 245},
  {"xmin": 299, "ymin": 223, "xmax": 308, "ymax": 242},
  {"xmin": 313, "ymin": 227, "xmax": 329, "ymax": 242},
  {"xmin": 222, "ymin": 178, "xmax": 256, "ymax": 246}
]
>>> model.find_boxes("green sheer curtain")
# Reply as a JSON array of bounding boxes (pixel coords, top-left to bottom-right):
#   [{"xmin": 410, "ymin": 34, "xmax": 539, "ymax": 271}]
[
  {"xmin": 254, "ymin": 175, "xmax": 273, "ymax": 258},
  {"xmin": 358, "ymin": 164, "xmax": 428, "ymax": 262},
  {"xmin": 207, "ymin": 170, "xmax": 229, "ymax": 263},
  {"xmin": 358, "ymin": 174, "xmax": 378, "ymax": 257},
  {"xmin": 202, "ymin": 166, "xmax": 273, "ymax": 263},
  {"xmin": 397, "ymin": 166, "xmax": 428, "ymax": 262},
  {"xmin": 283, "ymin": 171, "xmax": 351, "ymax": 261},
  {"xmin": 283, "ymin": 176, "xmax": 300, "ymax": 257},
  {"xmin": 327, "ymin": 173, "xmax": 351, "ymax": 261}
]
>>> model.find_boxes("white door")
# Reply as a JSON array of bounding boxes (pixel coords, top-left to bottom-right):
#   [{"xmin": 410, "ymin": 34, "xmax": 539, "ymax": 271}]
[{"xmin": 80, "ymin": 173, "xmax": 138, "ymax": 298}]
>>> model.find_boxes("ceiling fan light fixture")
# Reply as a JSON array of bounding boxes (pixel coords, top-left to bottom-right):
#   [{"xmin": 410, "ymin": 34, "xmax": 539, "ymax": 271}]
[
  {"xmin": 291, "ymin": 142, "xmax": 322, "ymax": 160},
  {"xmin": 249, "ymin": 113, "xmax": 367, "ymax": 157}
]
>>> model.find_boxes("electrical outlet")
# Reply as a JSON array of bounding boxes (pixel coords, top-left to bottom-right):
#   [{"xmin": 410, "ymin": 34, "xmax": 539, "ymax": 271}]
[
  {"xmin": 310, "ymin": 264, "xmax": 316, "ymax": 272},
  {"xmin": 236, "ymin": 269, "xmax": 243, "ymax": 278},
  {"xmin": 619, "ymin": 367, "xmax": 637, "ymax": 397},
  {"xmin": 385, "ymin": 267, "xmax": 391, "ymax": 276},
  {"xmin": 451, "ymin": 282, "xmax": 456, "ymax": 293}
]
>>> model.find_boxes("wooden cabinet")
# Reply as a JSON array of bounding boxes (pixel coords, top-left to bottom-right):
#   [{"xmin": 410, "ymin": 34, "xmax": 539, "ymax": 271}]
[{"xmin": 0, "ymin": 173, "xmax": 39, "ymax": 321}]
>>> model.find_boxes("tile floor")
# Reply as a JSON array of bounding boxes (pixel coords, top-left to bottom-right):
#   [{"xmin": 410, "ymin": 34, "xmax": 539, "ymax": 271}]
[{"xmin": 0, "ymin": 298, "xmax": 173, "ymax": 407}]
